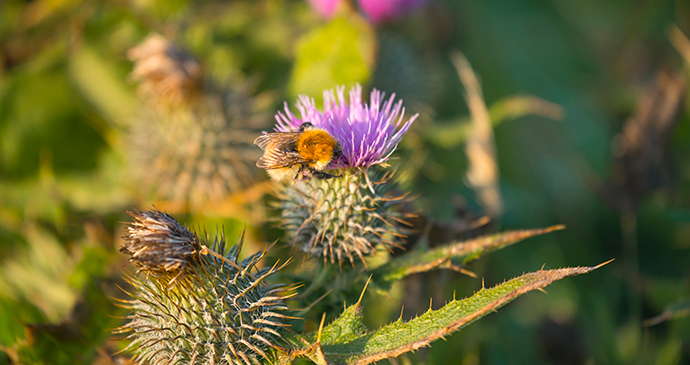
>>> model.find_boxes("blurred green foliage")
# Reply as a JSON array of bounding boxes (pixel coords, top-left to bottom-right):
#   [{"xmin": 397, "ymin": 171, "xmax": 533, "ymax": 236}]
[
  {"xmin": 289, "ymin": 14, "xmax": 375, "ymax": 102},
  {"xmin": 0, "ymin": 0, "xmax": 689, "ymax": 363}
]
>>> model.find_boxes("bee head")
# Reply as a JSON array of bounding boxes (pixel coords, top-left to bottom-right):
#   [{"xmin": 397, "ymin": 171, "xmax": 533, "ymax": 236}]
[
  {"xmin": 298, "ymin": 122, "xmax": 315, "ymax": 132},
  {"xmin": 333, "ymin": 142, "xmax": 342, "ymax": 159}
]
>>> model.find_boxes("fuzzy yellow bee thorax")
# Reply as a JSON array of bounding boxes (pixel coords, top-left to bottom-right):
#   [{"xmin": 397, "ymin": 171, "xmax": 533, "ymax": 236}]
[{"xmin": 297, "ymin": 130, "xmax": 337, "ymax": 168}]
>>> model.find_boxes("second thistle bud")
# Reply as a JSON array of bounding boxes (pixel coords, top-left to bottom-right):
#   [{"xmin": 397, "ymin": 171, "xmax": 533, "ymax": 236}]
[
  {"xmin": 118, "ymin": 209, "xmax": 294, "ymax": 365},
  {"xmin": 126, "ymin": 35, "xmax": 268, "ymax": 208}
]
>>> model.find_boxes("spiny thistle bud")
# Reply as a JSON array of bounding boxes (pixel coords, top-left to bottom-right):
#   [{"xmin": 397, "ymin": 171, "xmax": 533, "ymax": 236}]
[
  {"xmin": 280, "ymin": 168, "xmax": 410, "ymax": 266},
  {"xmin": 117, "ymin": 209, "xmax": 294, "ymax": 365},
  {"xmin": 126, "ymin": 35, "xmax": 268, "ymax": 207},
  {"xmin": 128, "ymin": 97, "xmax": 264, "ymax": 207},
  {"xmin": 127, "ymin": 34, "xmax": 202, "ymax": 108},
  {"xmin": 267, "ymin": 85, "xmax": 417, "ymax": 266}
]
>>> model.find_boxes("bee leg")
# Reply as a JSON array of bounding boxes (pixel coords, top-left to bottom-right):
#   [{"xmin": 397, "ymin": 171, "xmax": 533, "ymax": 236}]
[
  {"xmin": 293, "ymin": 165, "xmax": 311, "ymax": 181},
  {"xmin": 310, "ymin": 169, "xmax": 341, "ymax": 180},
  {"xmin": 294, "ymin": 173, "xmax": 309, "ymax": 181}
]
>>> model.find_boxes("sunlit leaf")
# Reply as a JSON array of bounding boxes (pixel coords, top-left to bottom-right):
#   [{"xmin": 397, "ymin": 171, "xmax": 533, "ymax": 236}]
[
  {"xmin": 283, "ymin": 264, "xmax": 606, "ymax": 365},
  {"xmin": 69, "ymin": 45, "xmax": 138, "ymax": 127},
  {"xmin": 371, "ymin": 225, "xmax": 565, "ymax": 291},
  {"xmin": 289, "ymin": 14, "xmax": 375, "ymax": 104}
]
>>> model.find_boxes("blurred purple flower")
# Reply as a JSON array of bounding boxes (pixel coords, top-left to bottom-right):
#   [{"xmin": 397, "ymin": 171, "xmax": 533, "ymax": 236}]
[
  {"xmin": 307, "ymin": 0, "xmax": 343, "ymax": 19},
  {"xmin": 275, "ymin": 85, "xmax": 417, "ymax": 168},
  {"xmin": 357, "ymin": 0, "xmax": 428, "ymax": 23}
]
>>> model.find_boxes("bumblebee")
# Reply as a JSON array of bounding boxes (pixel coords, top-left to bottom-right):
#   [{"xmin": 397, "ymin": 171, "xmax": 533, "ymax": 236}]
[{"xmin": 254, "ymin": 122, "xmax": 342, "ymax": 182}]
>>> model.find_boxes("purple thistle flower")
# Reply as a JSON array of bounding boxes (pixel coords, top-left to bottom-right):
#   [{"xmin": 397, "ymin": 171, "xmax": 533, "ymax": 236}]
[
  {"xmin": 275, "ymin": 85, "xmax": 417, "ymax": 168},
  {"xmin": 306, "ymin": 0, "xmax": 343, "ymax": 19},
  {"xmin": 357, "ymin": 0, "xmax": 428, "ymax": 24}
]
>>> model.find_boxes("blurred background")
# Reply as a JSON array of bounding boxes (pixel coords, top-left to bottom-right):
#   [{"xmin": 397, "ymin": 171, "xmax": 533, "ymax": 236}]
[{"xmin": 1, "ymin": 0, "xmax": 689, "ymax": 363}]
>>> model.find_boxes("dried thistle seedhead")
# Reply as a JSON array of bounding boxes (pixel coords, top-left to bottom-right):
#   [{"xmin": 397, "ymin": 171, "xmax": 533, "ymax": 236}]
[
  {"xmin": 121, "ymin": 209, "xmax": 201, "ymax": 278},
  {"xmin": 599, "ymin": 69, "xmax": 686, "ymax": 213},
  {"xmin": 128, "ymin": 34, "xmax": 202, "ymax": 108},
  {"xmin": 118, "ymin": 209, "xmax": 295, "ymax": 365}
]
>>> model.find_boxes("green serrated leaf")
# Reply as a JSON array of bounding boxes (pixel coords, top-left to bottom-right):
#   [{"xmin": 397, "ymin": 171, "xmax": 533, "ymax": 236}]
[
  {"xmin": 371, "ymin": 225, "xmax": 565, "ymax": 291},
  {"xmin": 320, "ymin": 305, "xmax": 368, "ymax": 345},
  {"xmin": 288, "ymin": 14, "xmax": 375, "ymax": 103},
  {"xmin": 290, "ymin": 263, "xmax": 607, "ymax": 365}
]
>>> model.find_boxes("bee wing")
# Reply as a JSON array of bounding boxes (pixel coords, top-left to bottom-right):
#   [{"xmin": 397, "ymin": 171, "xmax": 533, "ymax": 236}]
[
  {"xmin": 254, "ymin": 134, "xmax": 274, "ymax": 150},
  {"xmin": 254, "ymin": 132, "xmax": 300, "ymax": 150},
  {"xmin": 256, "ymin": 149, "xmax": 307, "ymax": 169},
  {"xmin": 255, "ymin": 132, "xmax": 306, "ymax": 170}
]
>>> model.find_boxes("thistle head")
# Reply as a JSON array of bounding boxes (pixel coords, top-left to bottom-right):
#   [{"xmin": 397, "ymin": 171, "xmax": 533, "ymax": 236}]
[
  {"xmin": 275, "ymin": 84, "xmax": 417, "ymax": 169},
  {"xmin": 127, "ymin": 34, "xmax": 202, "ymax": 108},
  {"xmin": 117, "ymin": 209, "xmax": 294, "ymax": 364},
  {"xmin": 120, "ymin": 209, "xmax": 200, "ymax": 281},
  {"xmin": 127, "ymin": 35, "xmax": 266, "ymax": 207},
  {"xmin": 267, "ymin": 85, "xmax": 416, "ymax": 266},
  {"xmin": 127, "ymin": 88, "xmax": 266, "ymax": 208}
]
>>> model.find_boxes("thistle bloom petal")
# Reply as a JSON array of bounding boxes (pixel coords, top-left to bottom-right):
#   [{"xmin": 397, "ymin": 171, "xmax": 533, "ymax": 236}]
[
  {"xmin": 306, "ymin": 0, "xmax": 343, "ymax": 19},
  {"xmin": 275, "ymin": 85, "xmax": 417, "ymax": 168},
  {"xmin": 357, "ymin": 0, "xmax": 428, "ymax": 24}
]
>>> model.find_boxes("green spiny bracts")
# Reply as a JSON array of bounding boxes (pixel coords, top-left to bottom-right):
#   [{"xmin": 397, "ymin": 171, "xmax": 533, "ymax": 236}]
[
  {"xmin": 117, "ymin": 209, "xmax": 295, "ymax": 365},
  {"xmin": 279, "ymin": 168, "xmax": 411, "ymax": 266},
  {"xmin": 128, "ymin": 97, "xmax": 264, "ymax": 207}
]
